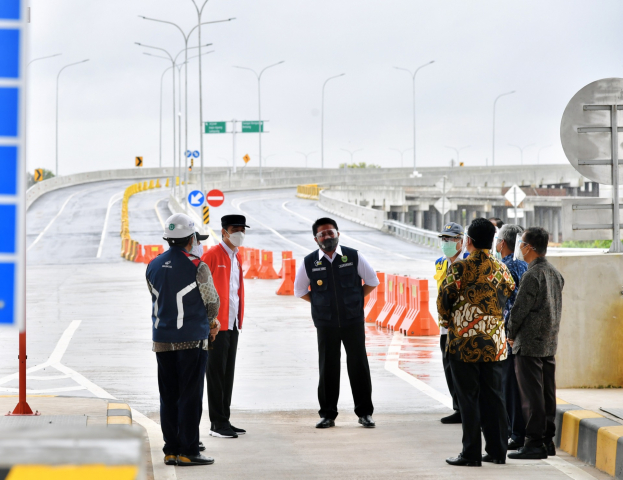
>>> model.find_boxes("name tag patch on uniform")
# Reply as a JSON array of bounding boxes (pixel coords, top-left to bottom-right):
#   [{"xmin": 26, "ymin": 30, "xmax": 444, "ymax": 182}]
[
  {"xmin": 317, "ymin": 280, "xmax": 323, "ymax": 286},
  {"xmin": 338, "ymin": 262, "xmax": 354, "ymax": 268},
  {"xmin": 314, "ymin": 260, "xmax": 323, "ymax": 267},
  {"xmin": 312, "ymin": 267, "xmax": 326, "ymax": 272}
]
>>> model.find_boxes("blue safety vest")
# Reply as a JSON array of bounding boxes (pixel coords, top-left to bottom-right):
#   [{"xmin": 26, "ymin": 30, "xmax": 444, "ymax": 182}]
[{"xmin": 145, "ymin": 246, "xmax": 210, "ymax": 343}]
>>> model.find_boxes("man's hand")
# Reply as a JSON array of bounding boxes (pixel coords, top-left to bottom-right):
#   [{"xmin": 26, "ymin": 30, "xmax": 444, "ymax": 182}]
[
  {"xmin": 301, "ymin": 293, "xmax": 311, "ymax": 303},
  {"xmin": 508, "ymin": 338, "xmax": 514, "ymax": 348},
  {"xmin": 210, "ymin": 319, "xmax": 220, "ymax": 342}
]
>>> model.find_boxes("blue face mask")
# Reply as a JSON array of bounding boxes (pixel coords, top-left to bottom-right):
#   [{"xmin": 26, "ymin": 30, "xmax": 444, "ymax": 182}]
[{"xmin": 441, "ymin": 240, "xmax": 459, "ymax": 258}]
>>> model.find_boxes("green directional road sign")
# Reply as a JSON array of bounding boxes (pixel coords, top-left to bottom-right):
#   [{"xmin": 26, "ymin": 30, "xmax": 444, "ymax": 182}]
[
  {"xmin": 204, "ymin": 121, "xmax": 227, "ymax": 134},
  {"xmin": 241, "ymin": 121, "xmax": 264, "ymax": 133}
]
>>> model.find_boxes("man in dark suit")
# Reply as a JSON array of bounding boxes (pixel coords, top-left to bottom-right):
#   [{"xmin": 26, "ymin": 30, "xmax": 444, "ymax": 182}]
[{"xmin": 507, "ymin": 227, "xmax": 564, "ymax": 460}]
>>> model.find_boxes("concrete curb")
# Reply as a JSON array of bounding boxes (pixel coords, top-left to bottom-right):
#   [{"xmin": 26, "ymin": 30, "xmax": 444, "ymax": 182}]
[
  {"xmin": 107, "ymin": 402, "xmax": 132, "ymax": 426},
  {"xmin": 555, "ymin": 400, "xmax": 623, "ymax": 478}
]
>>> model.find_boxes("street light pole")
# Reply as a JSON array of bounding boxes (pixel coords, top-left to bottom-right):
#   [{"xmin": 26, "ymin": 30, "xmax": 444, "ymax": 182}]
[
  {"xmin": 508, "ymin": 143, "xmax": 535, "ymax": 165},
  {"xmin": 492, "ymin": 91, "xmax": 515, "ymax": 166},
  {"xmin": 233, "ymin": 61, "xmax": 285, "ymax": 183},
  {"xmin": 140, "ymin": 14, "xmax": 234, "ymax": 197},
  {"xmin": 394, "ymin": 60, "xmax": 434, "ymax": 171},
  {"xmin": 341, "ymin": 148, "xmax": 362, "ymax": 164},
  {"xmin": 321, "ymin": 73, "xmax": 345, "ymax": 168},
  {"xmin": 296, "ymin": 151, "xmax": 317, "ymax": 168},
  {"xmin": 26, "ymin": 54, "xmax": 61, "ymax": 175},
  {"xmin": 445, "ymin": 145, "xmax": 470, "ymax": 165},
  {"xmin": 55, "ymin": 59, "xmax": 89, "ymax": 177},
  {"xmin": 389, "ymin": 147, "xmax": 412, "ymax": 168},
  {"xmin": 537, "ymin": 144, "xmax": 552, "ymax": 164}
]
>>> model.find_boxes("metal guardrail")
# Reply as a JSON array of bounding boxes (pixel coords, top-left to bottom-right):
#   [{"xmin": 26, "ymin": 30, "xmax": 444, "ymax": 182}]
[{"xmin": 384, "ymin": 220, "xmax": 441, "ymax": 249}]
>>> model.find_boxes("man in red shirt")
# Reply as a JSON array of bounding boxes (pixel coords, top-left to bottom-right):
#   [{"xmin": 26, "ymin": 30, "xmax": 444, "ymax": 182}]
[{"xmin": 201, "ymin": 214, "xmax": 248, "ymax": 439}]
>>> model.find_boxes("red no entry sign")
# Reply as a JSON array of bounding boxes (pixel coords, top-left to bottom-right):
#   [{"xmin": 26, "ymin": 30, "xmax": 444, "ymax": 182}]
[{"xmin": 206, "ymin": 189, "xmax": 225, "ymax": 207}]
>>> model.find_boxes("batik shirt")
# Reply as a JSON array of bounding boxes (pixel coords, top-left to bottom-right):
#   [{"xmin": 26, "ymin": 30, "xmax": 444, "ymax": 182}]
[
  {"xmin": 437, "ymin": 249, "xmax": 515, "ymax": 363},
  {"xmin": 501, "ymin": 254, "xmax": 527, "ymax": 326}
]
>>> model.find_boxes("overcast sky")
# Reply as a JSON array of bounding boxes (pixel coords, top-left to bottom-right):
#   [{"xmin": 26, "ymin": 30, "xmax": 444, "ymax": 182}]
[{"xmin": 26, "ymin": 0, "xmax": 623, "ymax": 175}]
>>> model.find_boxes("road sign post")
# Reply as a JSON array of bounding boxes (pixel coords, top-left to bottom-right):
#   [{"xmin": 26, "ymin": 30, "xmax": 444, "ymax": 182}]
[{"xmin": 2, "ymin": 0, "xmax": 36, "ymax": 416}]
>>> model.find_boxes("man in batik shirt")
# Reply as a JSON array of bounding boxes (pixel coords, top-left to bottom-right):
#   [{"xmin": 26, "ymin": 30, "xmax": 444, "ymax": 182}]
[{"xmin": 438, "ymin": 218, "xmax": 515, "ymax": 467}]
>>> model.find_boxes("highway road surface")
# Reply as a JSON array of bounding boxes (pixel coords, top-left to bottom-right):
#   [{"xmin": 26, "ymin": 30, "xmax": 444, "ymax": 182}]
[{"xmin": 0, "ymin": 179, "xmax": 607, "ymax": 479}]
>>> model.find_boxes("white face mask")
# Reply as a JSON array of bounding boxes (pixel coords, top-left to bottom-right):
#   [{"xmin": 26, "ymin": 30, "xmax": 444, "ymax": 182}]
[
  {"xmin": 190, "ymin": 236, "xmax": 203, "ymax": 258},
  {"xmin": 227, "ymin": 231, "xmax": 245, "ymax": 248}
]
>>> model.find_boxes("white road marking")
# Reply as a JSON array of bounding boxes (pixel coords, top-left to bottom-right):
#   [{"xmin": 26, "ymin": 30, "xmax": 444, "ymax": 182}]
[
  {"xmin": 96, "ymin": 190, "xmax": 124, "ymax": 258},
  {"xmin": 27, "ymin": 190, "xmax": 85, "ymax": 251},
  {"xmin": 0, "ymin": 385, "xmax": 86, "ymax": 394},
  {"xmin": 47, "ymin": 320, "xmax": 81, "ymax": 364},
  {"xmin": 233, "ymin": 195, "xmax": 310, "ymax": 252},
  {"xmin": 384, "ymin": 332, "xmax": 453, "ymax": 409}
]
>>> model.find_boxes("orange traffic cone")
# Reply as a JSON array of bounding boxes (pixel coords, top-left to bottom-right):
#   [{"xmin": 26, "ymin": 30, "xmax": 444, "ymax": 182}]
[
  {"xmin": 278, "ymin": 251, "xmax": 292, "ymax": 276},
  {"xmin": 244, "ymin": 249, "xmax": 261, "ymax": 279}
]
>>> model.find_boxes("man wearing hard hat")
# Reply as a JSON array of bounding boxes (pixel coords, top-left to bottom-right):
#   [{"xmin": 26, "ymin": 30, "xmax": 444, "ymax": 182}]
[{"xmin": 146, "ymin": 213, "xmax": 221, "ymax": 467}]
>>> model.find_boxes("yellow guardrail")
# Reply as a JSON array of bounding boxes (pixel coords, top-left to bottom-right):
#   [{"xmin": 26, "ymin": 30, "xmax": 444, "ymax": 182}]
[
  {"xmin": 296, "ymin": 184, "xmax": 323, "ymax": 200},
  {"xmin": 120, "ymin": 178, "xmax": 167, "ymax": 261}
]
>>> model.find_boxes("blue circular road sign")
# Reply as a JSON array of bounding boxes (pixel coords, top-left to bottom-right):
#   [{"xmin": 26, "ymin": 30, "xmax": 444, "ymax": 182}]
[
  {"xmin": 192, "ymin": 150, "xmax": 200, "ymax": 158},
  {"xmin": 188, "ymin": 190, "xmax": 205, "ymax": 207}
]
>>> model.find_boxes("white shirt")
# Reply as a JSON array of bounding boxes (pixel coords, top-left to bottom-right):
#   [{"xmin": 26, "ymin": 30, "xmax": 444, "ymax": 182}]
[
  {"xmin": 294, "ymin": 245, "xmax": 380, "ymax": 298},
  {"xmin": 220, "ymin": 241, "xmax": 240, "ymax": 330}
]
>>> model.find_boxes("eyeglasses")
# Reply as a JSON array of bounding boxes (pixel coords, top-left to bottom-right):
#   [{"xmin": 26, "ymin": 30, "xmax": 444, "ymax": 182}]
[{"xmin": 316, "ymin": 228, "xmax": 338, "ymax": 240}]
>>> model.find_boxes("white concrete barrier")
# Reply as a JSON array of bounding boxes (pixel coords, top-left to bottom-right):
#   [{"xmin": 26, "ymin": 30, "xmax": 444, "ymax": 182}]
[{"xmin": 318, "ymin": 189, "xmax": 386, "ymax": 229}]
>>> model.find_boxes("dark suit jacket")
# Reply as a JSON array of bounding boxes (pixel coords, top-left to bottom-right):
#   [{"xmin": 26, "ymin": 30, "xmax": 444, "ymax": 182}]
[{"xmin": 507, "ymin": 257, "xmax": 564, "ymax": 357}]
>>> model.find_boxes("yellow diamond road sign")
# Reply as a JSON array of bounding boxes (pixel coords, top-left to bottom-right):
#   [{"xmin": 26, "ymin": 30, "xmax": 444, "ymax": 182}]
[{"xmin": 243, "ymin": 154, "xmax": 250, "ymax": 164}]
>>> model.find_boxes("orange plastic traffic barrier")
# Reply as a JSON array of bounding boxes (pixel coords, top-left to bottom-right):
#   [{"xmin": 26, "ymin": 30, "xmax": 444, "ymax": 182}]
[
  {"xmin": 278, "ymin": 251, "xmax": 292, "ymax": 276},
  {"xmin": 143, "ymin": 245, "xmax": 164, "ymax": 263},
  {"xmin": 276, "ymin": 258, "xmax": 296, "ymax": 295},
  {"xmin": 242, "ymin": 248, "xmax": 252, "ymax": 274},
  {"xmin": 238, "ymin": 246, "xmax": 246, "ymax": 261},
  {"xmin": 258, "ymin": 251, "xmax": 280, "ymax": 279},
  {"xmin": 156, "ymin": 179, "xmax": 161, "ymax": 188},
  {"xmin": 375, "ymin": 274, "xmax": 397, "ymax": 328},
  {"xmin": 126, "ymin": 240, "xmax": 138, "ymax": 261},
  {"xmin": 400, "ymin": 278, "xmax": 440, "ymax": 337},
  {"xmin": 387, "ymin": 275, "xmax": 409, "ymax": 331},
  {"xmin": 244, "ymin": 249, "xmax": 261, "ymax": 279},
  {"xmin": 134, "ymin": 244, "xmax": 145, "ymax": 263},
  {"xmin": 364, "ymin": 272, "xmax": 385, "ymax": 323}
]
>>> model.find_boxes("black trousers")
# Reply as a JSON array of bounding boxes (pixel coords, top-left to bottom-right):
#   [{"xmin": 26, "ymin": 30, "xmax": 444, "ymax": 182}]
[
  {"xmin": 440, "ymin": 334, "xmax": 459, "ymax": 411},
  {"xmin": 450, "ymin": 359, "xmax": 507, "ymax": 461},
  {"xmin": 157, "ymin": 348, "xmax": 208, "ymax": 456},
  {"xmin": 206, "ymin": 326, "xmax": 239, "ymax": 429},
  {"xmin": 316, "ymin": 323, "xmax": 374, "ymax": 420},
  {"xmin": 514, "ymin": 355, "xmax": 556, "ymax": 447},
  {"xmin": 503, "ymin": 352, "xmax": 526, "ymax": 443}
]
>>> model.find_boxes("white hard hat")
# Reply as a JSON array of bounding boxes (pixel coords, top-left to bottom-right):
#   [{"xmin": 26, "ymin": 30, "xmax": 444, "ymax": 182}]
[{"xmin": 163, "ymin": 213, "xmax": 195, "ymax": 239}]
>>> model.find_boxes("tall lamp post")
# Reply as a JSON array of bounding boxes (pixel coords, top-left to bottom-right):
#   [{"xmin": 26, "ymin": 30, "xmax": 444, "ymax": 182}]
[
  {"xmin": 537, "ymin": 144, "xmax": 552, "ymax": 164},
  {"xmin": 508, "ymin": 143, "xmax": 535, "ymax": 165},
  {"xmin": 321, "ymin": 73, "xmax": 345, "ymax": 168},
  {"xmin": 341, "ymin": 148, "xmax": 362, "ymax": 164},
  {"xmin": 492, "ymin": 90, "xmax": 515, "ymax": 166},
  {"xmin": 56, "ymin": 59, "xmax": 89, "ymax": 177},
  {"xmin": 233, "ymin": 61, "xmax": 285, "ymax": 183},
  {"xmin": 445, "ymin": 145, "xmax": 470, "ymax": 166},
  {"xmin": 389, "ymin": 147, "xmax": 412, "ymax": 168},
  {"xmin": 140, "ymin": 14, "xmax": 234, "ymax": 197},
  {"xmin": 27, "ymin": 54, "xmax": 62, "ymax": 174},
  {"xmin": 296, "ymin": 151, "xmax": 317, "ymax": 168},
  {"xmin": 394, "ymin": 60, "xmax": 434, "ymax": 171}
]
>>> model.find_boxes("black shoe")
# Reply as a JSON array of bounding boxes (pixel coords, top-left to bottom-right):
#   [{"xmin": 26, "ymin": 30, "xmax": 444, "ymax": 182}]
[
  {"xmin": 358, "ymin": 415, "xmax": 375, "ymax": 428},
  {"xmin": 482, "ymin": 454, "xmax": 506, "ymax": 464},
  {"xmin": 177, "ymin": 453, "xmax": 215, "ymax": 466},
  {"xmin": 508, "ymin": 438, "xmax": 524, "ymax": 450},
  {"xmin": 546, "ymin": 441, "xmax": 556, "ymax": 456},
  {"xmin": 210, "ymin": 426, "xmax": 238, "ymax": 438},
  {"xmin": 231, "ymin": 425, "xmax": 246, "ymax": 435},
  {"xmin": 164, "ymin": 454, "xmax": 177, "ymax": 466},
  {"xmin": 446, "ymin": 453, "xmax": 481, "ymax": 467},
  {"xmin": 316, "ymin": 418, "xmax": 335, "ymax": 429},
  {"xmin": 441, "ymin": 411, "xmax": 462, "ymax": 424},
  {"xmin": 198, "ymin": 441, "xmax": 205, "ymax": 452},
  {"xmin": 507, "ymin": 445, "xmax": 548, "ymax": 460}
]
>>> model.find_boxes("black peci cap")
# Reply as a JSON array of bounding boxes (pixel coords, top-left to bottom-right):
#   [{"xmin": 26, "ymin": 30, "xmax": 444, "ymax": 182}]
[{"xmin": 221, "ymin": 214, "xmax": 250, "ymax": 229}]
